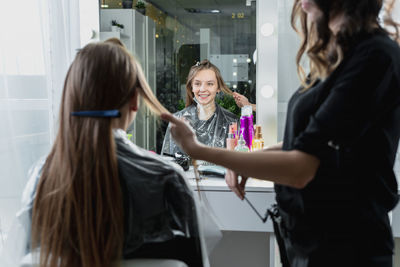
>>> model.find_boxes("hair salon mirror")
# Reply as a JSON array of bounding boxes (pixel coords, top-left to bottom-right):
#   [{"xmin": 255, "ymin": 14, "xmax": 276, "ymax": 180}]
[{"xmin": 98, "ymin": 0, "xmax": 258, "ymax": 153}]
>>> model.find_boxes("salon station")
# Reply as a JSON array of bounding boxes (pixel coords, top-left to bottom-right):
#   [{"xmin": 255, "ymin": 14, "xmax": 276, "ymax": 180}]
[{"xmin": 1, "ymin": 0, "xmax": 400, "ymax": 267}]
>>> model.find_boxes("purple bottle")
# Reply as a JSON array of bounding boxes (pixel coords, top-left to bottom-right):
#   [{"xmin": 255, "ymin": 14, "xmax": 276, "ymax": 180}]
[{"xmin": 239, "ymin": 105, "xmax": 254, "ymax": 150}]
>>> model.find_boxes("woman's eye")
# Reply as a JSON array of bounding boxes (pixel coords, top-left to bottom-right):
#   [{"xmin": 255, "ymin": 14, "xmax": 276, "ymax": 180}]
[
  {"xmin": 194, "ymin": 82, "xmax": 201, "ymax": 87},
  {"xmin": 208, "ymin": 83, "xmax": 214, "ymax": 86}
]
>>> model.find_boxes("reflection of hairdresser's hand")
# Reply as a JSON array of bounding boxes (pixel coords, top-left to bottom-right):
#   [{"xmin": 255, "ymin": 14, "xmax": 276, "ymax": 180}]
[
  {"xmin": 233, "ymin": 92, "xmax": 250, "ymax": 108},
  {"xmin": 161, "ymin": 113, "xmax": 202, "ymax": 158},
  {"xmin": 225, "ymin": 169, "xmax": 248, "ymax": 200}
]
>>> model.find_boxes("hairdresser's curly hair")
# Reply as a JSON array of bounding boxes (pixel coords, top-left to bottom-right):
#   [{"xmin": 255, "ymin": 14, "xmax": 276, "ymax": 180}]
[{"xmin": 291, "ymin": 0, "xmax": 400, "ymax": 89}]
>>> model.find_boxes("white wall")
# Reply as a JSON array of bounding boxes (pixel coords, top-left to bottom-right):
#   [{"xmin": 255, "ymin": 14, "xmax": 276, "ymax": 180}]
[{"xmin": 277, "ymin": 0, "xmax": 300, "ymax": 141}]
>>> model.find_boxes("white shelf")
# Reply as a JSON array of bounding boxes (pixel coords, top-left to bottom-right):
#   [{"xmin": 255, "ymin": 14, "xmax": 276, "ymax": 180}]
[
  {"xmin": 99, "ymin": 31, "xmax": 120, "ymax": 41},
  {"xmin": 120, "ymin": 33, "xmax": 131, "ymax": 39}
]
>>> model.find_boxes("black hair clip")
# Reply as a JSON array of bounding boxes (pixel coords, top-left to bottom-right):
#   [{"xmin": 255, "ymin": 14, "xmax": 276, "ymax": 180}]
[
  {"xmin": 71, "ymin": 109, "xmax": 121, "ymax": 118},
  {"xmin": 194, "ymin": 61, "xmax": 201, "ymax": 67}
]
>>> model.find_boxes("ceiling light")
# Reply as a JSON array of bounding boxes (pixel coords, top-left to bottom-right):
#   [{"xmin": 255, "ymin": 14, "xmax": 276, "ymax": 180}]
[{"xmin": 185, "ymin": 8, "xmax": 221, "ymax": 14}]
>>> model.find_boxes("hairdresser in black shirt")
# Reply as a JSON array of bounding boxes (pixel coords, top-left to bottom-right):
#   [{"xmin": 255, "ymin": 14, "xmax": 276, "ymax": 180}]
[{"xmin": 162, "ymin": 0, "xmax": 400, "ymax": 266}]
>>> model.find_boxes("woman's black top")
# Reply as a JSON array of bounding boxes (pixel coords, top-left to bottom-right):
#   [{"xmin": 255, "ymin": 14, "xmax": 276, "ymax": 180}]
[{"xmin": 276, "ymin": 31, "xmax": 400, "ymax": 258}]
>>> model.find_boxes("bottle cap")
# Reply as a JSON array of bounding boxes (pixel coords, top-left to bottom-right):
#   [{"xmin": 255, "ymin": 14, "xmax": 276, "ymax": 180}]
[
  {"xmin": 255, "ymin": 125, "xmax": 262, "ymax": 139},
  {"xmin": 229, "ymin": 125, "xmax": 234, "ymax": 134},
  {"xmin": 241, "ymin": 105, "xmax": 252, "ymax": 117}
]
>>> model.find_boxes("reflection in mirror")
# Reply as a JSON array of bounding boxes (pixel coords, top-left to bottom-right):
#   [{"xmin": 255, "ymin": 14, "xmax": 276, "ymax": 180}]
[
  {"xmin": 161, "ymin": 60, "xmax": 239, "ymax": 161},
  {"xmin": 100, "ymin": 0, "xmax": 256, "ymax": 153}
]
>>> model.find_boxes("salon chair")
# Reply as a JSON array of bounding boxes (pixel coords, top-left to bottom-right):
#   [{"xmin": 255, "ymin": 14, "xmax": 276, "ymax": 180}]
[{"xmin": 20, "ymin": 253, "xmax": 188, "ymax": 267}]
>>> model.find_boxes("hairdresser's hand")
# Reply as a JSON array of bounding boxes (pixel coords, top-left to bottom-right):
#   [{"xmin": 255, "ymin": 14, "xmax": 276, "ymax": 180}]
[
  {"xmin": 161, "ymin": 113, "xmax": 202, "ymax": 158},
  {"xmin": 233, "ymin": 92, "xmax": 250, "ymax": 108},
  {"xmin": 225, "ymin": 169, "xmax": 248, "ymax": 200}
]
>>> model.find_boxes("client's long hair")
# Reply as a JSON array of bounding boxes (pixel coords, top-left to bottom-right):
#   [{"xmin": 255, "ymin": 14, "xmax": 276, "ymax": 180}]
[{"xmin": 31, "ymin": 40, "xmax": 168, "ymax": 267}]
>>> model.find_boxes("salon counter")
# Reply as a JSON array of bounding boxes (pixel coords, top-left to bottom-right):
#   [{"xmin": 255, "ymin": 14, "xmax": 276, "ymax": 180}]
[
  {"xmin": 187, "ymin": 170, "xmax": 275, "ymax": 233},
  {"xmin": 186, "ymin": 168, "xmax": 400, "ymax": 236},
  {"xmin": 185, "ymin": 168, "xmax": 400, "ymax": 267},
  {"xmin": 186, "ymin": 168, "xmax": 277, "ymax": 267}
]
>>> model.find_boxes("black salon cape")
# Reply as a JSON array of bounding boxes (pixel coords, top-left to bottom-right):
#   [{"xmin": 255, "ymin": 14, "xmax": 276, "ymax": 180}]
[
  {"xmin": 276, "ymin": 31, "xmax": 400, "ymax": 266},
  {"xmin": 162, "ymin": 104, "xmax": 238, "ymax": 156},
  {"xmin": 19, "ymin": 129, "xmax": 204, "ymax": 267},
  {"xmin": 115, "ymin": 129, "xmax": 203, "ymax": 266}
]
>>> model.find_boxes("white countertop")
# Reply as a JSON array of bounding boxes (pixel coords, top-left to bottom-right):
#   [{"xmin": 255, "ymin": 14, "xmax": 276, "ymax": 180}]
[
  {"xmin": 185, "ymin": 167, "xmax": 274, "ymax": 193},
  {"xmin": 183, "ymin": 167, "xmax": 400, "ymax": 236},
  {"xmin": 185, "ymin": 167, "xmax": 400, "ymax": 193}
]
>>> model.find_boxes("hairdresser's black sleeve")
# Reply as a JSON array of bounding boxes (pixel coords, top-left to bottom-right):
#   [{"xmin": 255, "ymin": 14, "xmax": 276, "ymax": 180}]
[{"xmin": 293, "ymin": 46, "xmax": 395, "ymax": 158}]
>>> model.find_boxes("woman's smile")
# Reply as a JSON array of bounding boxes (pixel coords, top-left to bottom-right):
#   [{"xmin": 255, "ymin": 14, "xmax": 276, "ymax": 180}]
[{"xmin": 192, "ymin": 69, "xmax": 219, "ymax": 105}]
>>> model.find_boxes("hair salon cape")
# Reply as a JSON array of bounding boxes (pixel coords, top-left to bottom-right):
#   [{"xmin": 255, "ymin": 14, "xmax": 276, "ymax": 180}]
[
  {"xmin": 1, "ymin": 129, "xmax": 221, "ymax": 267},
  {"xmin": 162, "ymin": 104, "xmax": 238, "ymax": 156}
]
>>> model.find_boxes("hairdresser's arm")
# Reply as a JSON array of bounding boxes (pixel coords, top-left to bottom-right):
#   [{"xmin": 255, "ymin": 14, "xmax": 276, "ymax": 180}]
[
  {"xmin": 223, "ymin": 142, "xmax": 283, "ymax": 198},
  {"xmin": 233, "ymin": 92, "xmax": 256, "ymax": 112},
  {"xmin": 161, "ymin": 113, "xmax": 319, "ymax": 190},
  {"xmin": 196, "ymin": 147, "xmax": 318, "ymax": 189}
]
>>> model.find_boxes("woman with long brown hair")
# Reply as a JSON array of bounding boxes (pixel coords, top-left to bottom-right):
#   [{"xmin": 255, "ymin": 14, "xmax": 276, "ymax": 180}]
[
  {"xmin": 7, "ymin": 39, "xmax": 205, "ymax": 267},
  {"xmin": 162, "ymin": 0, "xmax": 400, "ymax": 266},
  {"xmin": 162, "ymin": 59, "xmax": 238, "ymax": 158}
]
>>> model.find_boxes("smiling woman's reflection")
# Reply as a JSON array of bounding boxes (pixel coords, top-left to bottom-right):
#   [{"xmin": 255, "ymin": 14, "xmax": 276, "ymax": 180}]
[{"xmin": 162, "ymin": 60, "xmax": 238, "ymax": 158}]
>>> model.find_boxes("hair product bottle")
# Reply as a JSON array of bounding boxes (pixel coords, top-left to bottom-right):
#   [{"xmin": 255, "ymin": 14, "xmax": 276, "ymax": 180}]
[
  {"xmin": 226, "ymin": 132, "xmax": 237, "ymax": 150},
  {"xmin": 230, "ymin": 122, "xmax": 238, "ymax": 139},
  {"xmin": 235, "ymin": 134, "xmax": 250, "ymax": 152},
  {"xmin": 252, "ymin": 125, "xmax": 264, "ymax": 151},
  {"xmin": 239, "ymin": 105, "xmax": 254, "ymax": 150}
]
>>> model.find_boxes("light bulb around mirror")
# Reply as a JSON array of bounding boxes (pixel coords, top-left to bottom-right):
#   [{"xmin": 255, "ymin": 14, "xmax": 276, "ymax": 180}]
[
  {"xmin": 261, "ymin": 85, "xmax": 274, "ymax": 99},
  {"xmin": 261, "ymin": 23, "xmax": 274, "ymax": 37}
]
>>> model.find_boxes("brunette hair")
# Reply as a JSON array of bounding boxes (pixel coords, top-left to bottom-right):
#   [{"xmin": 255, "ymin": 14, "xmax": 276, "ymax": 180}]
[
  {"xmin": 31, "ymin": 40, "xmax": 168, "ymax": 267},
  {"xmin": 291, "ymin": 0, "xmax": 400, "ymax": 89},
  {"xmin": 185, "ymin": 59, "xmax": 233, "ymax": 107},
  {"xmin": 104, "ymin": 37, "xmax": 125, "ymax": 47}
]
